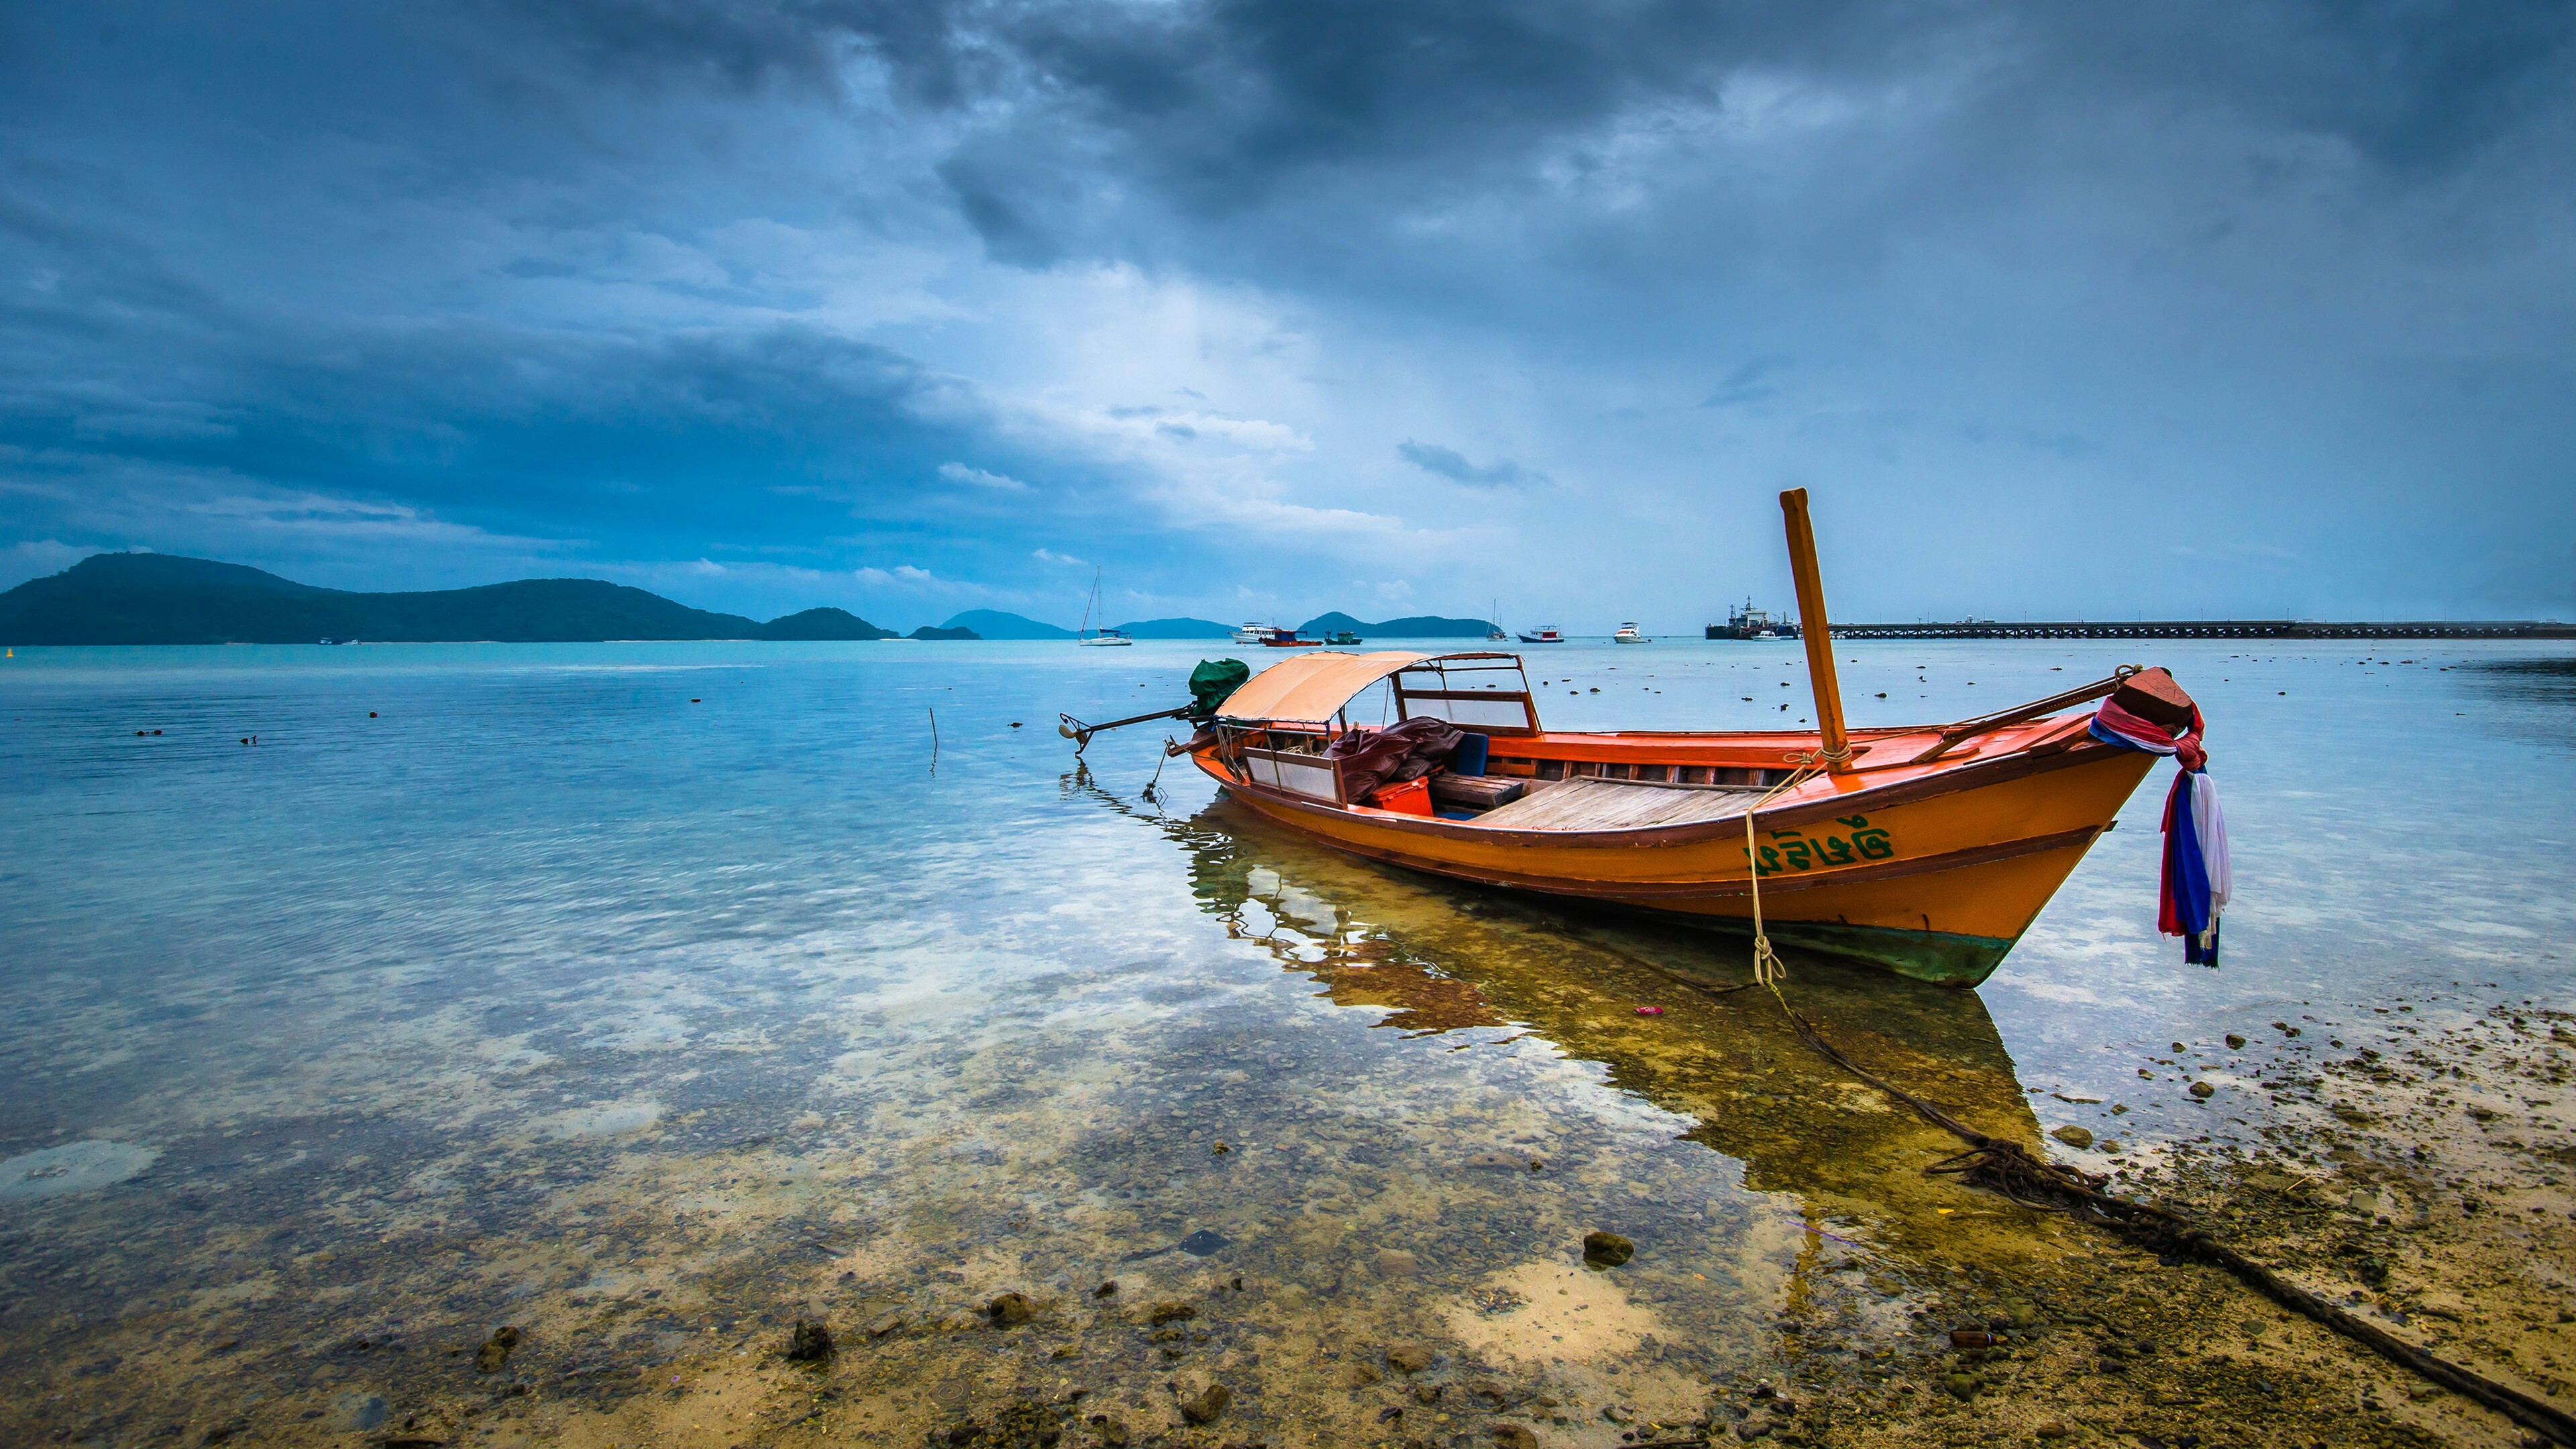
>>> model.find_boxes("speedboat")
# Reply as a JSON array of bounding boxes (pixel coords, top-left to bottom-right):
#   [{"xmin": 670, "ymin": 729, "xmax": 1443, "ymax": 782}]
[
  {"xmin": 1613, "ymin": 623, "xmax": 1649, "ymax": 644},
  {"xmin": 1516, "ymin": 626, "xmax": 1566, "ymax": 643}
]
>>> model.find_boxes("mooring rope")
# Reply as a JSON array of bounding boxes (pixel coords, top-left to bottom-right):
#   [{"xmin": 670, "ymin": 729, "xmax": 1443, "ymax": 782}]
[
  {"xmin": 1750, "ymin": 951, "xmax": 2576, "ymax": 1442},
  {"xmin": 1741, "ymin": 749, "xmax": 1843, "ymax": 1002},
  {"xmin": 1725, "ymin": 745, "xmax": 2572, "ymax": 1442}
]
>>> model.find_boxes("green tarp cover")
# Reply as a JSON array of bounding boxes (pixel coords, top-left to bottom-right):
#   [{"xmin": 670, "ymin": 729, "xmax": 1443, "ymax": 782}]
[{"xmin": 1188, "ymin": 658, "xmax": 1250, "ymax": 722}]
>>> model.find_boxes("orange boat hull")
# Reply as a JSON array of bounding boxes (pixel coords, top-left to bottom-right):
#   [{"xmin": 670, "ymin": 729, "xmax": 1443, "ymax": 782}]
[{"xmin": 1191, "ymin": 720, "xmax": 2157, "ymax": 986}]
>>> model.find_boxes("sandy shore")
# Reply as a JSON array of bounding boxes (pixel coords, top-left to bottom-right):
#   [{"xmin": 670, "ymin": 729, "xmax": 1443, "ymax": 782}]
[
  {"xmin": 17, "ymin": 997, "xmax": 2556, "ymax": 1449},
  {"xmin": 5, "ymin": 882, "xmax": 2567, "ymax": 1449}
]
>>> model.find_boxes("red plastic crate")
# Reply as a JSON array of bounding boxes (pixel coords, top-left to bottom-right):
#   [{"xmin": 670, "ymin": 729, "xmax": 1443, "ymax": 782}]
[{"xmin": 1368, "ymin": 775, "xmax": 1434, "ymax": 816}]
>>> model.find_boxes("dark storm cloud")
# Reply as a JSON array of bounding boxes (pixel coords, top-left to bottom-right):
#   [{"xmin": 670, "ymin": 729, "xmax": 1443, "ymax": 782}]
[
  {"xmin": 497, "ymin": 1, "xmax": 2576, "ymax": 245},
  {"xmin": 3, "ymin": 1, "xmax": 2573, "ymax": 618},
  {"xmin": 5, "ymin": 316, "xmax": 1014, "ymax": 549},
  {"xmin": 497, "ymin": 0, "xmax": 975, "ymax": 105},
  {"xmin": 0, "ymin": 144, "xmax": 1053, "ymax": 580}
]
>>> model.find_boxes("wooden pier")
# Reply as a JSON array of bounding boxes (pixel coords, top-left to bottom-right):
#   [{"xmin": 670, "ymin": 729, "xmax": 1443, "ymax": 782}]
[{"xmin": 1707, "ymin": 619, "xmax": 2576, "ymax": 641}]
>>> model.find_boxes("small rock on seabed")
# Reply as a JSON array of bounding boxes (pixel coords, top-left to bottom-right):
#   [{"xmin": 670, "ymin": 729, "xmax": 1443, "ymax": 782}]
[
  {"xmin": 985, "ymin": 1293, "xmax": 1034, "ymax": 1327},
  {"xmin": 1582, "ymin": 1231, "xmax": 1634, "ymax": 1267},
  {"xmin": 1177, "ymin": 1382, "xmax": 1230, "ymax": 1424}
]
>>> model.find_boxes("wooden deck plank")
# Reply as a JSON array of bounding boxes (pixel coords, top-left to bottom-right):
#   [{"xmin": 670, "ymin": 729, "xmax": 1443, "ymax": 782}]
[{"xmin": 1466, "ymin": 776, "xmax": 1768, "ymax": 832}]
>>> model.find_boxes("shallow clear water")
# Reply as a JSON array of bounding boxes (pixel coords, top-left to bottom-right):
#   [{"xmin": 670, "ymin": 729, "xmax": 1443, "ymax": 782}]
[{"xmin": 1, "ymin": 637, "xmax": 2569, "ymax": 1443}]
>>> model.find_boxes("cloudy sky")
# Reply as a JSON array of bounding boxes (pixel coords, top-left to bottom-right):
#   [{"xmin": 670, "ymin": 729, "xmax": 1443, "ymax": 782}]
[{"xmin": 5, "ymin": 2, "xmax": 2572, "ymax": 630}]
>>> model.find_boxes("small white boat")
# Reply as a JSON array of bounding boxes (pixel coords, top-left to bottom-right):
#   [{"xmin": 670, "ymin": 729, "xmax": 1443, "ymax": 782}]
[
  {"xmin": 1613, "ymin": 623, "xmax": 1649, "ymax": 644},
  {"xmin": 1077, "ymin": 570, "xmax": 1135, "ymax": 647},
  {"xmin": 1230, "ymin": 622, "xmax": 1274, "ymax": 644}
]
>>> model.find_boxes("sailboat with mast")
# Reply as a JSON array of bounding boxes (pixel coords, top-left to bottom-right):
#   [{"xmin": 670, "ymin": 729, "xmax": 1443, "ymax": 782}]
[{"xmin": 1077, "ymin": 569, "xmax": 1132, "ymax": 647}]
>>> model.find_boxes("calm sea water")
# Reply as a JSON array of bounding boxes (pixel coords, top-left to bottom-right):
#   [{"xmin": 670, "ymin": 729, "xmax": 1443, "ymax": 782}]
[{"xmin": 1, "ymin": 638, "xmax": 2569, "ymax": 1442}]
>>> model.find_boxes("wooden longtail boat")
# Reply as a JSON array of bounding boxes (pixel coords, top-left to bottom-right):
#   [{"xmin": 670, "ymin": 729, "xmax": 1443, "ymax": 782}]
[{"xmin": 1184, "ymin": 490, "xmax": 2186, "ymax": 986}]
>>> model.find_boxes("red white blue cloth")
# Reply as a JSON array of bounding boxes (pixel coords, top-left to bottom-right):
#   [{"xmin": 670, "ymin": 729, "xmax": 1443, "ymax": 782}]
[{"xmin": 2091, "ymin": 696, "xmax": 2229, "ymax": 963}]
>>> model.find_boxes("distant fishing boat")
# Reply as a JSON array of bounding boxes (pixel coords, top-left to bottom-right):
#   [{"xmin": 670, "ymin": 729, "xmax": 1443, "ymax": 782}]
[
  {"xmin": 1174, "ymin": 490, "xmax": 2201, "ymax": 986},
  {"xmin": 1258, "ymin": 627, "xmax": 1322, "ymax": 648},
  {"xmin": 1517, "ymin": 626, "xmax": 1566, "ymax": 644},
  {"xmin": 1077, "ymin": 570, "xmax": 1134, "ymax": 647},
  {"xmin": 1612, "ymin": 623, "xmax": 1649, "ymax": 644},
  {"xmin": 1326, "ymin": 630, "xmax": 1363, "ymax": 646}
]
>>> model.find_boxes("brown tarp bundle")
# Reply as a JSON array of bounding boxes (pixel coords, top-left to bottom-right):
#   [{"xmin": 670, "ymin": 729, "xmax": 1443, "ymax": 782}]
[{"xmin": 1326, "ymin": 716, "xmax": 1464, "ymax": 802}]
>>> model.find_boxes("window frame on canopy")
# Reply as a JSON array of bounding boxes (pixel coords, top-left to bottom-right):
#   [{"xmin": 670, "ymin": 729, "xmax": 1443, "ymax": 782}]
[
  {"xmin": 1388, "ymin": 652, "xmax": 1542, "ymax": 737},
  {"xmin": 1212, "ymin": 651, "xmax": 1543, "ymax": 808}
]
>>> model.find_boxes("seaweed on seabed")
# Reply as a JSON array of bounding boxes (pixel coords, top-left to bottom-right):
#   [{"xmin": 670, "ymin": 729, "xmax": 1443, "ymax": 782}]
[{"xmin": 785, "ymin": 1319, "xmax": 834, "ymax": 1362}]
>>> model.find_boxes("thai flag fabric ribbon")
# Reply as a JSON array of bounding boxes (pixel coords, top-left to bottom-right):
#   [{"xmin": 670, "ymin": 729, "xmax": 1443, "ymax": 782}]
[
  {"xmin": 2092, "ymin": 696, "xmax": 2229, "ymax": 964},
  {"xmin": 2159, "ymin": 770, "xmax": 2224, "ymax": 964},
  {"xmin": 2089, "ymin": 696, "xmax": 2206, "ymax": 769}
]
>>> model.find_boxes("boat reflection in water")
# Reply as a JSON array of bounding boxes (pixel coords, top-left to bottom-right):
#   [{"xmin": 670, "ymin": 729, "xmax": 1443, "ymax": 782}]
[
  {"xmin": 1191, "ymin": 800, "xmax": 2043, "ymax": 1233},
  {"xmin": 1085, "ymin": 762, "xmax": 2064, "ymax": 1293}
]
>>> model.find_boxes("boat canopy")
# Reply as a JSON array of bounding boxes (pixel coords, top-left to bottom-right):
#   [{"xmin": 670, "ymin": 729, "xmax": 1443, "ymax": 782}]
[
  {"xmin": 1216, "ymin": 650, "xmax": 1428, "ymax": 725},
  {"xmin": 1217, "ymin": 650, "xmax": 1542, "ymax": 735}
]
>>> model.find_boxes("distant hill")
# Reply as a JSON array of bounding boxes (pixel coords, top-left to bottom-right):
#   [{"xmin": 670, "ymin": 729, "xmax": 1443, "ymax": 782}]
[
  {"xmin": 941, "ymin": 608, "xmax": 1073, "ymax": 640},
  {"xmin": 908, "ymin": 625, "xmax": 980, "ymax": 641},
  {"xmin": 1297, "ymin": 611, "xmax": 1498, "ymax": 638},
  {"xmin": 0, "ymin": 553, "xmax": 899, "ymax": 643},
  {"xmin": 761, "ymin": 607, "xmax": 900, "ymax": 641},
  {"xmin": 1111, "ymin": 616, "xmax": 1233, "ymax": 639}
]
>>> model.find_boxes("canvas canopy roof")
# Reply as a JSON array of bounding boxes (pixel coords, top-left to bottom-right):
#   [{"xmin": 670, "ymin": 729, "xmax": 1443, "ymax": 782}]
[{"xmin": 1216, "ymin": 650, "xmax": 1430, "ymax": 726}]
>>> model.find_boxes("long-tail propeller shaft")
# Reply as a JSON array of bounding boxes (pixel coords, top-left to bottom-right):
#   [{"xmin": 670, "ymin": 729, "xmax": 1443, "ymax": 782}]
[{"xmin": 1057, "ymin": 704, "xmax": 1191, "ymax": 755}]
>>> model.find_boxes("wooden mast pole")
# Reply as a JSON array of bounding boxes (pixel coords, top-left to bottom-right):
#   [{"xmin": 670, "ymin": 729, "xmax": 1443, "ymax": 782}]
[{"xmin": 1778, "ymin": 488, "xmax": 1854, "ymax": 774}]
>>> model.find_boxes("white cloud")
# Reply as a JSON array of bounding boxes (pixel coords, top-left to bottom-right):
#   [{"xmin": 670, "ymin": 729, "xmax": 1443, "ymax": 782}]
[
  {"xmin": 1084, "ymin": 409, "xmax": 1311, "ymax": 451},
  {"xmin": 939, "ymin": 462, "xmax": 1030, "ymax": 491},
  {"xmin": 0, "ymin": 537, "xmax": 94, "ymax": 590},
  {"xmin": 180, "ymin": 488, "xmax": 547, "ymax": 550},
  {"xmin": 854, "ymin": 563, "xmax": 963, "ymax": 592}
]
